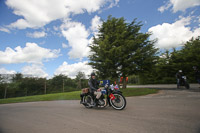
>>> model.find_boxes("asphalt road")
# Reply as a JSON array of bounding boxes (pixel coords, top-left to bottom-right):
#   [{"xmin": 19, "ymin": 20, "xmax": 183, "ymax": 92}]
[
  {"xmin": 0, "ymin": 89, "xmax": 200, "ymax": 133},
  {"xmin": 128, "ymin": 83, "xmax": 200, "ymax": 90}
]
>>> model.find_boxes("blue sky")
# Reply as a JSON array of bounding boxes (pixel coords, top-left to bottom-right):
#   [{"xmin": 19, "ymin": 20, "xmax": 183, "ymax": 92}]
[{"xmin": 0, "ymin": 0, "xmax": 200, "ymax": 78}]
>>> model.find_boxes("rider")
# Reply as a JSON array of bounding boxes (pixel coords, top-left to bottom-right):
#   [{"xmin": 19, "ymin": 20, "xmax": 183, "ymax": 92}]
[
  {"xmin": 193, "ymin": 66, "xmax": 200, "ymax": 87},
  {"xmin": 88, "ymin": 72, "xmax": 102, "ymax": 106},
  {"xmin": 176, "ymin": 70, "xmax": 183, "ymax": 86}
]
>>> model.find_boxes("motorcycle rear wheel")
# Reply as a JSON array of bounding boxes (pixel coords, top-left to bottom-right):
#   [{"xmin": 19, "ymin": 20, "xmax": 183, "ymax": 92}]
[
  {"xmin": 83, "ymin": 95, "xmax": 94, "ymax": 108},
  {"xmin": 185, "ymin": 83, "xmax": 190, "ymax": 89}
]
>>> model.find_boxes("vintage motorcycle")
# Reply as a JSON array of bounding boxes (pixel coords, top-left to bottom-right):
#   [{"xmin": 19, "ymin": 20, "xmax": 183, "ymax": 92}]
[
  {"xmin": 80, "ymin": 84, "xmax": 126, "ymax": 110},
  {"xmin": 177, "ymin": 76, "xmax": 190, "ymax": 89}
]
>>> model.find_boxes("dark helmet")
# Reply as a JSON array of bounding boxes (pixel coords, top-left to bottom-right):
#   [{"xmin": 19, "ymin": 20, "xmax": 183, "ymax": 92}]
[{"xmin": 91, "ymin": 72, "xmax": 96, "ymax": 76}]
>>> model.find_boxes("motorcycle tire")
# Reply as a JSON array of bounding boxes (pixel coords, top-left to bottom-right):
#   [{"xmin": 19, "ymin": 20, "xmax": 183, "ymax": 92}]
[
  {"xmin": 83, "ymin": 95, "xmax": 93, "ymax": 108},
  {"xmin": 185, "ymin": 83, "xmax": 190, "ymax": 89},
  {"xmin": 109, "ymin": 93, "xmax": 126, "ymax": 110}
]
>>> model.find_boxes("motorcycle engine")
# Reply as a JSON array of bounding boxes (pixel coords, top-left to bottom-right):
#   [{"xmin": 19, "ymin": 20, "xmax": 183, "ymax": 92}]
[{"xmin": 98, "ymin": 99, "xmax": 105, "ymax": 106}]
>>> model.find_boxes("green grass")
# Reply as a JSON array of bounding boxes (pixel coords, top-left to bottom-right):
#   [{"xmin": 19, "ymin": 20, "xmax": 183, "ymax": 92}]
[
  {"xmin": 0, "ymin": 91, "xmax": 81, "ymax": 104},
  {"xmin": 0, "ymin": 88, "xmax": 158, "ymax": 104},
  {"xmin": 122, "ymin": 88, "xmax": 158, "ymax": 97}
]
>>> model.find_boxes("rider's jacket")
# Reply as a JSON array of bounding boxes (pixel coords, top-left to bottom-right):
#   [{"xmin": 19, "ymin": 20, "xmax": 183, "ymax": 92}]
[
  {"xmin": 88, "ymin": 78, "xmax": 99, "ymax": 93},
  {"xmin": 176, "ymin": 72, "xmax": 183, "ymax": 79}
]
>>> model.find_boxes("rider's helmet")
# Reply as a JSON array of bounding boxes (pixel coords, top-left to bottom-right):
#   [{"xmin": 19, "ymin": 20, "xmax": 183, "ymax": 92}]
[
  {"xmin": 179, "ymin": 70, "xmax": 182, "ymax": 73},
  {"xmin": 91, "ymin": 72, "xmax": 96, "ymax": 77},
  {"xmin": 193, "ymin": 66, "xmax": 197, "ymax": 70}
]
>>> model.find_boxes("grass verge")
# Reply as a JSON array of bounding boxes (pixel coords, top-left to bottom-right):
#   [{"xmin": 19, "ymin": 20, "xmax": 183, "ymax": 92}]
[
  {"xmin": 0, "ymin": 88, "xmax": 158, "ymax": 104},
  {"xmin": 121, "ymin": 88, "xmax": 158, "ymax": 97}
]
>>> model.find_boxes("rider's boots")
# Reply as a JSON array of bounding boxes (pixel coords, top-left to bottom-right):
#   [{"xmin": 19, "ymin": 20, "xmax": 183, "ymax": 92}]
[{"xmin": 80, "ymin": 94, "xmax": 84, "ymax": 104}]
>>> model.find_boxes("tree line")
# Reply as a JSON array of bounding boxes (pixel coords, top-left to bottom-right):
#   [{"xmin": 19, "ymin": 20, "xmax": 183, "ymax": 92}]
[{"xmin": 0, "ymin": 72, "xmax": 88, "ymax": 99}]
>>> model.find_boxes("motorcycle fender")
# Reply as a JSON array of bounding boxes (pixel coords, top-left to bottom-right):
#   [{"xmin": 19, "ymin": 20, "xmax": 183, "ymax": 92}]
[{"xmin": 109, "ymin": 93, "xmax": 115, "ymax": 100}]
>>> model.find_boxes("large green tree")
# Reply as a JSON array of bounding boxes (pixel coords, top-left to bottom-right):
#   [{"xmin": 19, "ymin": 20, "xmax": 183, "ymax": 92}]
[
  {"xmin": 149, "ymin": 36, "xmax": 200, "ymax": 84},
  {"xmin": 170, "ymin": 36, "xmax": 200, "ymax": 82},
  {"xmin": 89, "ymin": 16, "xmax": 158, "ymax": 88}
]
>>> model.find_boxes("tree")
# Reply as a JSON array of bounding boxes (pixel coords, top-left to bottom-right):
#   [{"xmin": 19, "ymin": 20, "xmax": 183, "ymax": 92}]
[
  {"xmin": 49, "ymin": 74, "xmax": 77, "ymax": 93},
  {"xmin": 170, "ymin": 36, "xmax": 200, "ymax": 82},
  {"xmin": 152, "ymin": 50, "xmax": 177, "ymax": 84},
  {"xmin": 75, "ymin": 72, "xmax": 86, "ymax": 89},
  {"xmin": 12, "ymin": 73, "xmax": 23, "ymax": 82},
  {"xmin": 89, "ymin": 16, "xmax": 158, "ymax": 88},
  {"xmin": 49, "ymin": 74, "xmax": 68, "ymax": 92},
  {"xmin": 75, "ymin": 71, "xmax": 86, "ymax": 80},
  {"xmin": 151, "ymin": 36, "xmax": 200, "ymax": 84}
]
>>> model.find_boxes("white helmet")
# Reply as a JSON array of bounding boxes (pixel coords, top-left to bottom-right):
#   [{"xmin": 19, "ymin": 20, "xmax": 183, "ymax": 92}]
[{"xmin": 179, "ymin": 70, "xmax": 182, "ymax": 73}]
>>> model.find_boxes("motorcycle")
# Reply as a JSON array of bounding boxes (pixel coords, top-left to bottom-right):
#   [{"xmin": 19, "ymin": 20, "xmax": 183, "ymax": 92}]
[
  {"xmin": 177, "ymin": 76, "xmax": 190, "ymax": 89},
  {"xmin": 80, "ymin": 84, "xmax": 126, "ymax": 110}
]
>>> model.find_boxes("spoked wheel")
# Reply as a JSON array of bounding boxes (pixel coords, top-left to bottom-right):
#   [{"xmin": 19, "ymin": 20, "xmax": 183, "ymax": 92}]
[
  {"xmin": 109, "ymin": 93, "xmax": 126, "ymax": 110},
  {"xmin": 83, "ymin": 95, "xmax": 94, "ymax": 108}
]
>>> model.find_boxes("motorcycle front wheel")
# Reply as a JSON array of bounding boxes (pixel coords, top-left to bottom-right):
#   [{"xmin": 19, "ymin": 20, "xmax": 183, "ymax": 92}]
[{"xmin": 109, "ymin": 93, "xmax": 126, "ymax": 110}]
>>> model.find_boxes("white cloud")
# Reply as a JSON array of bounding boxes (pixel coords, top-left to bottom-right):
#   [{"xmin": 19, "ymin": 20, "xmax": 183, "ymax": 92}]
[
  {"xmin": 62, "ymin": 43, "xmax": 68, "ymax": 48},
  {"xmin": 198, "ymin": 16, "xmax": 200, "ymax": 23},
  {"xmin": 148, "ymin": 16, "xmax": 200, "ymax": 49},
  {"xmin": 0, "ymin": 42, "xmax": 60, "ymax": 64},
  {"xmin": 0, "ymin": 27, "xmax": 10, "ymax": 33},
  {"xmin": 60, "ymin": 21, "xmax": 90, "ymax": 59},
  {"xmin": 90, "ymin": 15, "xmax": 102, "ymax": 35},
  {"xmin": 107, "ymin": 0, "xmax": 120, "ymax": 9},
  {"xmin": 54, "ymin": 61, "xmax": 93, "ymax": 79},
  {"xmin": 158, "ymin": 1, "xmax": 172, "ymax": 13},
  {"xmin": 5, "ymin": 0, "xmax": 118, "ymax": 30},
  {"xmin": 0, "ymin": 68, "xmax": 16, "ymax": 74},
  {"xmin": 60, "ymin": 16, "xmax": 103, "ymax": 59},
  {"xmin": 22, "ymin": 64, "xmax": 48, "ymax": 78},
  {"xmin": 158, "ymin": 0, "xmax": 200, "ymax": 13},
  {"xmin": 26, "ymin": 31, "xmax": 47, "ymax": 38}
]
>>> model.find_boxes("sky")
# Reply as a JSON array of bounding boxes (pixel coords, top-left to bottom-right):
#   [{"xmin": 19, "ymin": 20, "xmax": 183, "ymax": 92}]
[{"xmin": 0, "ymin": 0, "xmax": 200, "ymax": 79}]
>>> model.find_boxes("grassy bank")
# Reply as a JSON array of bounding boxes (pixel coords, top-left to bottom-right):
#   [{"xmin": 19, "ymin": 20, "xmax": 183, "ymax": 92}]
[
  {"xmin": 121, "ymin": 88, "xmax": 158, "ymax": 97},
  {"xmin": 0, "ymin": 88, "xmax": 158, "ymax": 104}
]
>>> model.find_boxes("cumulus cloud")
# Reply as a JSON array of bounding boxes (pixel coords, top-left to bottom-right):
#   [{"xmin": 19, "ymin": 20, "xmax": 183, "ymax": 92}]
[
  {"xmin": 26, "ymin": 31, "xmax": 47, "ymax": 38},
  {"xmin": 0, "ymin": 65, "xmax": 48, "ymax": 78},
  {"xmin": 148, "ymin": 16, "xmax": 200, "ymax": 49},
  {"xmin": 22, "ymin": 64, "xmax": 48, "ymax": 78},
  {"xmin": 158, "ymin": 0, "xmax": 200, "ymax": 13},
  {"xmin": 0, "ymin": 42, "xmax": 60, "ymax": 64},
  {"xmin": 90, "ymin": 15, "xmax": 102, "ymax": 35},
  {"xmin": 60, "ymin": 15, "xmax": 103, "ymax": 59},
  {"xmin": 88, "ymin": 15, "xmax": 103, "ymax": 48},
  {"xmin": 5, "ymin": 0, "xmax": 118, "ymax": 30},
  {"xmin": 54, "ymin": 61, "xmax": 93, "ymax": 79},
  {"xmin": 60, "ymin": 21, "xmax": 90, "ymax": 59},
  {"xmin": 0, "ymin": 68, "xmax": 16, "ymax": 74}
]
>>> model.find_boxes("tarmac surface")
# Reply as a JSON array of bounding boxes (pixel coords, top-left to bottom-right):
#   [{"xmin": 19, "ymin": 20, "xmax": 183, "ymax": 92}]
[
  {"xmin": 127, "ymin": 83, "xmax": 200, "ymax": 90},
  {"xmin": 0, "ymin": 85, "xmax": 200, "ymax": 133}
]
